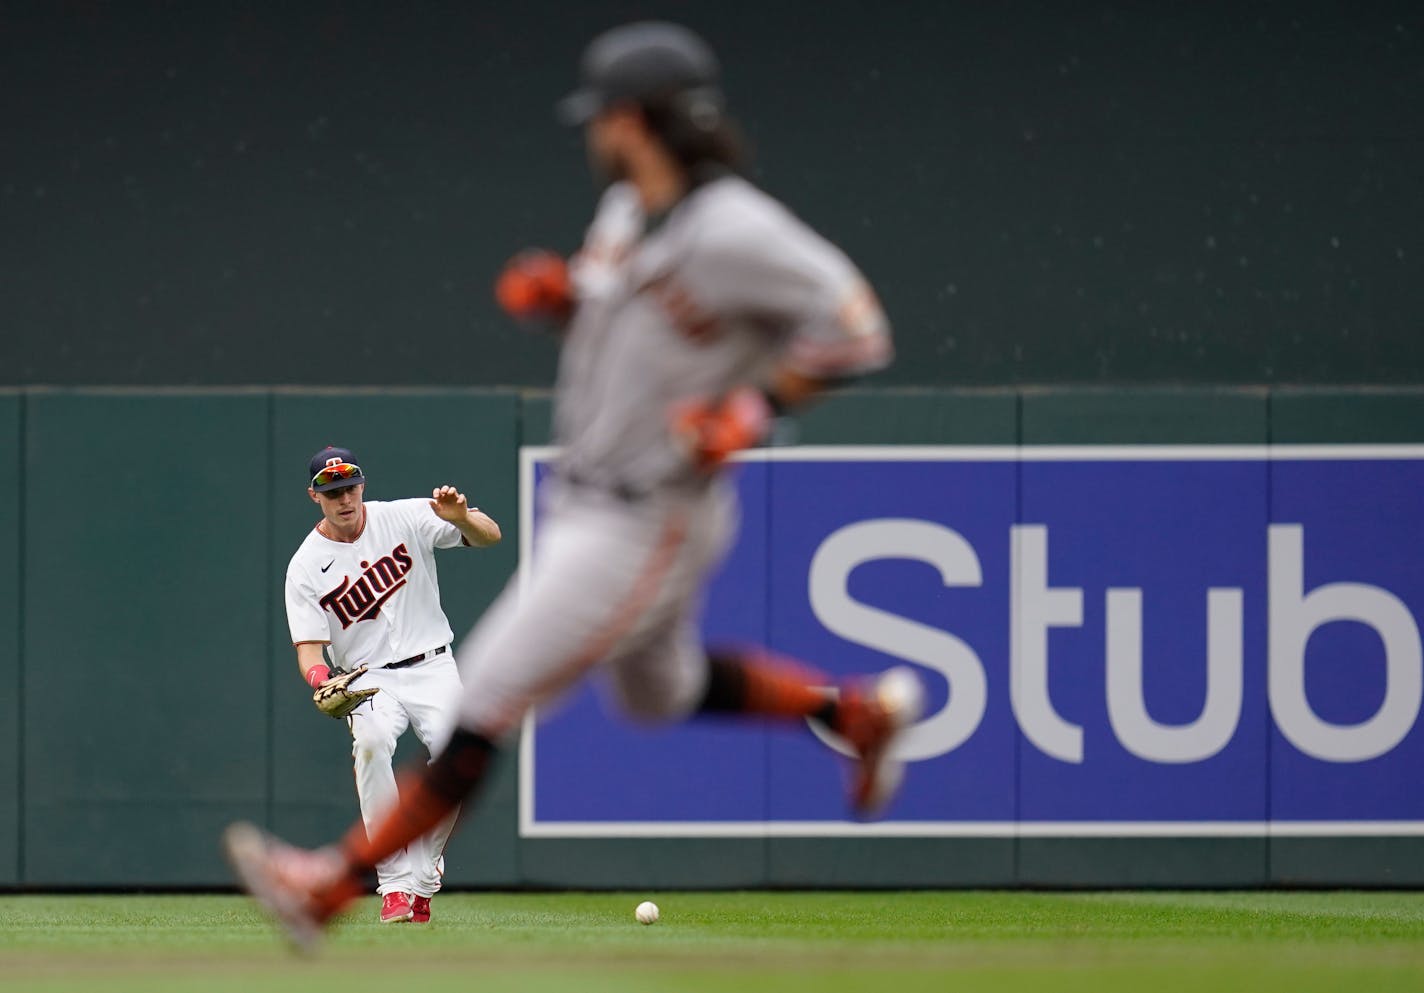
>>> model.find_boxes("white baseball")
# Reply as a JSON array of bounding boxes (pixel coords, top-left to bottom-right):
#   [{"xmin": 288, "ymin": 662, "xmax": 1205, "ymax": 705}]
[{"xmin": 635, "ymin": 900, "xmax": 660, "ymax": 925}]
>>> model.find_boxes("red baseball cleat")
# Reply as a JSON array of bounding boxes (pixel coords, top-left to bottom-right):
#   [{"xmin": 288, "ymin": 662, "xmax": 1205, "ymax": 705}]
[
  {"xmin": 380, "ymin": 891, "xmax": 414, "ymax": 924},
  {"xmin": 222, "ymin": 822, "xmax": 355, "ymax": 954},
  {"xmin": 834, "ymin": 666, "xmax": 926, "ymax": 818},
  {"xmin": 411, "ymin": 895, "xmax": 432, "ymax": 924}
]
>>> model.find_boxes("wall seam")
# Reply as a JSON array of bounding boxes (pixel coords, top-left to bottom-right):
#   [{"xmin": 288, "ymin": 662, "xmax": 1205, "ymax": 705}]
[
  {"xmin": 265, "ymin": 391, "xmax": 276, "ymax": 829},
  {"xmin": 762, "ymin": 450, "xmax": 773, "ymax": 886},
  {"xmin": 1012, "ymin": 388, "xmax": 1023, "ymax": 886},
  {"xmin": 515, "ymin": 391, "xmax": 525, "ymax": 886},
  {"xmin": 1263, "ymin": 388, "xmax": 1275, "ymax": 883},
  {"xmin": 15, "ymin": 392, "xmax": 27, "ymax": 884}
]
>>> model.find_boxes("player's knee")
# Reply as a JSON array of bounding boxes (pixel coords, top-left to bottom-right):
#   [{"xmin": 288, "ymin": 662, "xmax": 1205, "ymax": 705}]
[
  {"xmin": 427, "ymin": 728, "xmax": 498, "ymax": 803},
  {"xmin": 609, "ymin": 676, "xmax": 692, "ymax": 724},
  {"xmin": 350, "ymin": 724, "xmax": 398, "ymax": 764},
  {"xmin": 351, "ymin": 742, "xmax": 397, "ymax": 770}
]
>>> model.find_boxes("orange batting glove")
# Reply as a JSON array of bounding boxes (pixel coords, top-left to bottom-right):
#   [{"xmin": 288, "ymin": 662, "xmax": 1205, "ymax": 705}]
[
  {"xmin": 495, "ymin": 249, "xmax": 573, "ymax": 324},
  {"xmin": 670, "ymin": 386, "xmax": 774, "ymax": 470}
]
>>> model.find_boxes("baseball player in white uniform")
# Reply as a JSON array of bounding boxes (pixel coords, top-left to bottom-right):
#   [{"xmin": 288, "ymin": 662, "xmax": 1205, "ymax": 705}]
[
  {"xmin": 226, "ymin": 23, "xmax": 923, "ymax": 947},
  {"xmin": 284, "ymin": 446, "xmax": 501, "ymax": 924}
]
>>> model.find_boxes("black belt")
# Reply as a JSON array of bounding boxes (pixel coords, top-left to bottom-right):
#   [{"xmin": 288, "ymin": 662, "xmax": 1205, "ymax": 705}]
[{"xmin": 386, "ymin": 645, "xmax": 448, "ymax": 670}]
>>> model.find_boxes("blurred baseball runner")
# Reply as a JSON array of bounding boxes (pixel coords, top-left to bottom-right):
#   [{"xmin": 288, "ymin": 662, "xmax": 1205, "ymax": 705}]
[
  {"xmin": 227, "ymin": 23, "xmax": 923, "ymax": 949},
  {"xmin": 283, "ymin": 446, "xmax": 501, "ymax": 924}
]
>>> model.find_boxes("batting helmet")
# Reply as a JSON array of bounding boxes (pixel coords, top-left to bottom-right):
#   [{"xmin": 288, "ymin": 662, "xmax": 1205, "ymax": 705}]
[{"xmin": 557, "ymin": 21, "xmax": 723, "ymax": 127}]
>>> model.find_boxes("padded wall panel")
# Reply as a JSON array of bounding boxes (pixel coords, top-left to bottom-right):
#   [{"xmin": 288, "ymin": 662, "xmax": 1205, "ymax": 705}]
[
  {"xmin": 23, "ymin": 392, "xmax": 269, "ymax": 884},
  {"xmin": 0, "ymin": 395, "xmax": 20, "ymax": 883}
]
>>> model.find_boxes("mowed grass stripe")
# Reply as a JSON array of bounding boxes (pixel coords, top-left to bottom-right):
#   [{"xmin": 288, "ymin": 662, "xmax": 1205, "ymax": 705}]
[{"xmin": 0, "ymin": 891, "xmax": 1422, "ymax": 993}]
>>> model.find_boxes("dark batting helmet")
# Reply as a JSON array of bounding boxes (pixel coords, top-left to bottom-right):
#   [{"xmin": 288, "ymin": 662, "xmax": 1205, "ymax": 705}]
[
  {"xmin": 557, "ymin": 21, "xmax": 724, "ymax": 128},
  {"xmin": 558, "ymin": 21, "xmax": 746, "ymax": 172}
]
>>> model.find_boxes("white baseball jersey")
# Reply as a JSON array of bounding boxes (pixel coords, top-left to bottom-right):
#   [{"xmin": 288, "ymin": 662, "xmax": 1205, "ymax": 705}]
[{"xmin": 285, "ymin": 499, "xmax": 463, "ymax": 669}]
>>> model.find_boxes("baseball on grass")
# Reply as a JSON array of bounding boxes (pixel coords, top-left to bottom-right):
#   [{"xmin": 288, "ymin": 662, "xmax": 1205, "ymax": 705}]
[{"xmin": 635, "ymin": 900, "xmax": 660, "ymax": 925}]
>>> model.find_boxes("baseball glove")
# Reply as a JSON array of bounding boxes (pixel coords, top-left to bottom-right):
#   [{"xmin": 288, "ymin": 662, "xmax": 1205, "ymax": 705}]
[
  {"xmin": 312, "ymin": 666, "xmax": 379, "ymax": 719},
  {"xmin": 670, "ymin": 386, "xmax": 773, "ymax": 469},
  {"xmin": 495, "ymin": 249, "xmax": 573, "ymax": 325}
]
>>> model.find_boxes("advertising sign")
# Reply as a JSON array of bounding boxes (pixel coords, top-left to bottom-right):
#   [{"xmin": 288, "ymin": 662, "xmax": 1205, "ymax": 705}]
[{"xmin": 519, "ymin": 447, "xmax": 1424, "ymax": 837}]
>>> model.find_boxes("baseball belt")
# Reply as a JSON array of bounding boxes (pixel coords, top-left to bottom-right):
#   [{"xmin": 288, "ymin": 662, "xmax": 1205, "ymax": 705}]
[{"xmin": 385, "ymin": 645, "xmax": 449, "ymax": 671}]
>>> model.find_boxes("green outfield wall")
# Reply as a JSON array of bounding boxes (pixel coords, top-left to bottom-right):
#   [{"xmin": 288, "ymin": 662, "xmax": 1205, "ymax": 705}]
[
  {"xmin": 5, "ymin": 4, "xmax": 1422, "ymax": 390},
  {"xmin": 3, "ymin": 386, "xmax": 1422, "ymax": 889}
]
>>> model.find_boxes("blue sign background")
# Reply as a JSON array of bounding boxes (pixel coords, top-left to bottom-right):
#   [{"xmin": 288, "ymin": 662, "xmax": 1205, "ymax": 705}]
[
  {"xmin": 1269, "ymin": 459, "xmax": 1424, "ymax": 821},
  {"xmin": 529, "ymin": 463, "xmax": 772, "ymax": 823},
  {"xmin": 762, "ymin": 460, "xmax": 1018, "ymax": 822},
  {"xmin": 1017, "ymin": 459, "xmax": 1269, "ymax": 822},
  {"xmin": 524, "ymin": 452, "xmax": 1424, "ymax": 832}
]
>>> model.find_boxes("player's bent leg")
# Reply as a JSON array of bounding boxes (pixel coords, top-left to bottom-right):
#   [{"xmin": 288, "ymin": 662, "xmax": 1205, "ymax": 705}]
[
  {"xmin": 401, "ymin": 653, "xmax": 464, "ymax": 905},
  {"xmin": 229, "ymin": 727, "xmax": 497, "ymax": 943},
  {"xmin": 412, "ymin": 849, "xmax": 444, "ymax": 917},
  {"xmin": 607, "ymin": 611, "xmax": 715, "ymax": 722},
  {"xmin": 410, "ymin": 805, "xmax": 458, "ymax": 905},
  {"xmin": 338, "ymin": 727, "xmax": 497, "ymax": 880},
  {"xmin": 696, "ymin": 647, "xmax": 838, "ymax": 721},
  {"xmin": 222, "ymin": 823, "xmax": 362, "ymax": 955},
  {"xmin": 454, "ymin": 497, "xmax": 693, "ymax": 738},
  {"xmin": 695, "ymin": 647, "xmax": 926, "ymax": 818},
  {"xmin": 347, "ymin": 690, "xmax": 415, "ymax": 897},
  {"xmin": 833, "ymin": 666, "xmax": 926, "ymax": 817}
]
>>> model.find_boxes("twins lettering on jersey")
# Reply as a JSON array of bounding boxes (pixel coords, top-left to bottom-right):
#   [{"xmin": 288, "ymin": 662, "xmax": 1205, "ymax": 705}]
[{"xmin": 319, "ymin": 544, "xmax": 414, "ymax": 629}]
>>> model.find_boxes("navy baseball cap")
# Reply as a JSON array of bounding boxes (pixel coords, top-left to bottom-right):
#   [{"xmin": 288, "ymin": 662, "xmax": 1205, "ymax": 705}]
[
  {"xmin": 308, "ymin": 446, "xmax": 366, "ymax": 492},
  {"xmin": 557, "ymin": 21, "xmax": 721, "ymax": 126}
]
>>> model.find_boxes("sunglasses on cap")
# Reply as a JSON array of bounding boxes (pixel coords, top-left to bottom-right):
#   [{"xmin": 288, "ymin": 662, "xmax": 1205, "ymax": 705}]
[{"xmin": 311, "ymin": 462, "xmax": 363, "ymax": 488}]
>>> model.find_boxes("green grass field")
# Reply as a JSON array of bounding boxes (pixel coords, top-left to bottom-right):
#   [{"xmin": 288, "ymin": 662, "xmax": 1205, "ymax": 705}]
[{"xmin": 1, "ymin": 891, "xmax": 1422, "ymax": 993}]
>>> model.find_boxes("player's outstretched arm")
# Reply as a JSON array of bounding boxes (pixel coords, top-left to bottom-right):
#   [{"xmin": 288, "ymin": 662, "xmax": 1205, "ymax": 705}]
[{"xmin": 430, "ymin": 485, "xmax": 502, "ymax": 547}]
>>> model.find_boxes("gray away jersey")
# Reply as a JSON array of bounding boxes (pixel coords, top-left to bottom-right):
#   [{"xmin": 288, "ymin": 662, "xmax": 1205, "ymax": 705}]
[{"xmin": 554, "ymin": 175, "xmax": 892, "ymax": 497}]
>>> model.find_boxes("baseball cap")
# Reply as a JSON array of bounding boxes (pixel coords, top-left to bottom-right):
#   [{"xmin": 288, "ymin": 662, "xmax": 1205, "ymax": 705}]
[
  {"xmin": 557, "ymin": 21, "xmax": 721, "ymax": 126},
  {"xmin": 308, "ymin": 446, "xmax": 366, "ymax": 492}
]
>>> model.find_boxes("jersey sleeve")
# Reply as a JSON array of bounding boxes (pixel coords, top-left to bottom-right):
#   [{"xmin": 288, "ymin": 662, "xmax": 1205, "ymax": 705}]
[
  {"xmin": 571, "ymin": 183, "xmax": 643, "ymax": 294},
  {"xmin": 696, "ymin": 205, "xmax": 893, "ymax": 380},
  {"xmin": 284, "ymin": 563, "xmax": 331, "ymax": 645},
  {"xmin": 400, "ymin": 498, "xmax": 465, "ymax": 550}
]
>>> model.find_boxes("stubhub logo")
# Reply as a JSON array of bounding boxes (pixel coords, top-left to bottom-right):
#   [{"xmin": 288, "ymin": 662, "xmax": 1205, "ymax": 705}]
[
  {"xmin": 809, "ymin": 520, "xmax": 1420, "ymax": 766},
  {"xmin": 520, "ymin": 447, "xmax": 1424, "ymax": 836}
]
